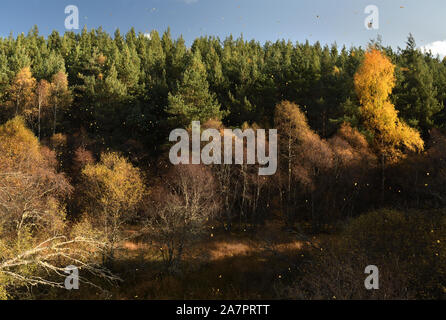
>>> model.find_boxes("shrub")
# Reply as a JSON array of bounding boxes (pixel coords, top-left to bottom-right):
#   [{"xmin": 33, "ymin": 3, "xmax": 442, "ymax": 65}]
[{"xmin": 284, "ymin": 209, "xmax": 446, "ymax": 299}]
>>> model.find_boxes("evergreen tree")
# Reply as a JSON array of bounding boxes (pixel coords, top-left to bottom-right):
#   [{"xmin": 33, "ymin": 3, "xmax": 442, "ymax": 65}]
[
  {"xmin": 167, "ymin": 49, "xmax": 223, "ymax": 127},
  {"xmin": 394, "ymin": 34, "xmax": 443, "ymax": 133}
]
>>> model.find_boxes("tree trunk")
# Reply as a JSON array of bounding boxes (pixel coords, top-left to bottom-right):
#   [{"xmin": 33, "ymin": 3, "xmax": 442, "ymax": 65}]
[
  {"xmin": 38, "ymin": 101, "xmax": 41, "ymax": 141},
  {"xmin": 287, "ymin": 136, "xmax": 292, "ymax": 224},
  {"xmin": 53, "ymin": 103, "xmax": 57, "ymax": 136},
  {"xmin": 381, "ymin": 154, "xmax": 386, "ymax": 204}
]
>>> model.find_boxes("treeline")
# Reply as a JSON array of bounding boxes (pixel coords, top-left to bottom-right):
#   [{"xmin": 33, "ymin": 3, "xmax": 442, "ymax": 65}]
[{"xmin": 0, "ymin": 27, "xmax": 445, "ymax": 149}]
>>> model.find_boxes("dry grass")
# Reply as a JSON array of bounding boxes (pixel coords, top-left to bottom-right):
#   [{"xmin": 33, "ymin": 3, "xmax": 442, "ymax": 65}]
[
  {"xmin": 208, "ymin": 242, "xmax": 253, "ymax": 260},
  {"xmin": 52, "ymin": 219, "xmax": 310, "ymax": 300}
]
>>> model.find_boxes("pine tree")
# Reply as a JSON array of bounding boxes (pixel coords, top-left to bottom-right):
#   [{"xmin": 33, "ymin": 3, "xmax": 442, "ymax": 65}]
[
  {"xmin": 0, "ymin": 52, "xmax": 10, "ymax": 105},
  {"xmin": 394, "ymin": 34, "xmax": 443, "ymax": 133},
  {"xmin": 35, "ymin": 51, "xmax": 66, "ymax": 80},
  {"xmin": 167, "ymin": 49, "xmax": 223, "ymax": 127},
  {"xmin": 116, "ymin": 43, "xmax": 140, "ymax": 91}
]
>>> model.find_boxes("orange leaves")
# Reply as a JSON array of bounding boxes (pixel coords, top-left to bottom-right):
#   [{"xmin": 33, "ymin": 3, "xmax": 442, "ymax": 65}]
[
  {"xmin": 274, "ymin": 100, "xmax": 311, "ymax": 139},
  {"xmin": 275, "ymin": 101, "xmax": 334, "ymax": 191},
  {"xmin": 8, "ymin": 67, "xmax": 36, "ymax": 116},
  {"xmin": 12, "ymin": 67, "xmax": 36, "ymax": 93},
  {"xmin": 72, "ymin": 147, "xmax": 94, "ymax": 174},
  {"xmin": 97, "ymin": 53, "xmax": 107, "ymax": 66},
  {"xmin": 0, "ymin": 117, "xmax": 40, "ymax": 169},
  {"xmin": 7, "ymin": 68, "xmax": 72, "ymax": 137},
  {"xmin": 0, "ymin": 117, "xmax": 72, "ymax": 236}
]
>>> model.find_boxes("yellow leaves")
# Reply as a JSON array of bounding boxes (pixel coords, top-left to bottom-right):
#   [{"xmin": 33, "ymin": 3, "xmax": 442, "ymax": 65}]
[
  {"xmin": 8, "ymin": 67, "xmax": 36, "ymax": 115},
  {"xmin": 12, "ymin": 67, "xmax": 36, "ymax": 92},
  {"xmin": 0, "ymin": 284, "xmax": 8, "ymax": 300},
  {"xmin": 398, "ymin": 121, "xmax": 424, "ymax": 152},
  {"xmin": 81, "ymin": 152, "xmax": 145, "ymax": 219},
  {"xmin": 0, "ymin": 117, "xmax": 71, "ymax": 253},
  {"xmin": 71, "ymin": 215, "xmax": 103, "ymax": 241},
  {"xmin": 0, "ymin": 117, "xmax": 41, "ymax": 168},
  {"xmin": 354, "ymin": 49, "xmax": 424, "ymax": 159},
  {"xmin": 354, "ymin": 49, "xmax": 395, "ymax": 107},
  {"xmin": 332, "ymin": 65, "xmax": 340, "ymax": 75}
]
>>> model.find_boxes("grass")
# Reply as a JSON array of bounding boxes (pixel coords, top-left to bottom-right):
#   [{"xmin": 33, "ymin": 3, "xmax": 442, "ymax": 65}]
[{"xmin": 53, "ymin": 220, "xmax": 310, "ymax": 300}]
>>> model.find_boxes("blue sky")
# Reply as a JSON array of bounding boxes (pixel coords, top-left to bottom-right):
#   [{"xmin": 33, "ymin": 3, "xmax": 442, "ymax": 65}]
[{"xmin": 1, "ymin": 0, "xmax": 446, "ymax": 54}]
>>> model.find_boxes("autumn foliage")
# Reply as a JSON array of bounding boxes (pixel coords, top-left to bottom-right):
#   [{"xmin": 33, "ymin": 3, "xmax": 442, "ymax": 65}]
[
  {"xmin": 354, "ymin": 49, "xmax": 424, "ymax": 161},
  {"xmin": 0, "ymin": 30, "xmax": 445, "ymax": 300}
]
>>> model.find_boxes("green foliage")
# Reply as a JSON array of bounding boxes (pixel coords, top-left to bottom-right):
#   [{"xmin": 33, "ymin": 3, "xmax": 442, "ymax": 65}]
[
  {"xmin": 0, "ymin": 28, "xmax": 444, "ymax": 149},
  {"xmin": 167, "ymin": 49, "xmax": 224, "ymax": 127},
  {"xmin": 394, "ymin": 35, "xmax": 444, "ymax": 133},
  {"xmin": 1, "ymin": 28, "xmax": 446, "ymax": 300}
]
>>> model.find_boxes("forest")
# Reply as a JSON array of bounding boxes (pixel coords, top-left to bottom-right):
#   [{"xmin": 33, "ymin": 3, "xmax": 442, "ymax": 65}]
[{"xmin": 0, "ymin": 26, "xmax": 445, "ymax": 300}]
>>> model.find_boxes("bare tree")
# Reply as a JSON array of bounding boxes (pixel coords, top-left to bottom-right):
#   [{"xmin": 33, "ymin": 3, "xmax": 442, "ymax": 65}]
[
  {"xmin": 145, "ymin": 164, "xmax": 220, "ymax": 272},
  {"xmin": 0, "ymin": 236, "xmax": 120, "ymax": 298}
]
